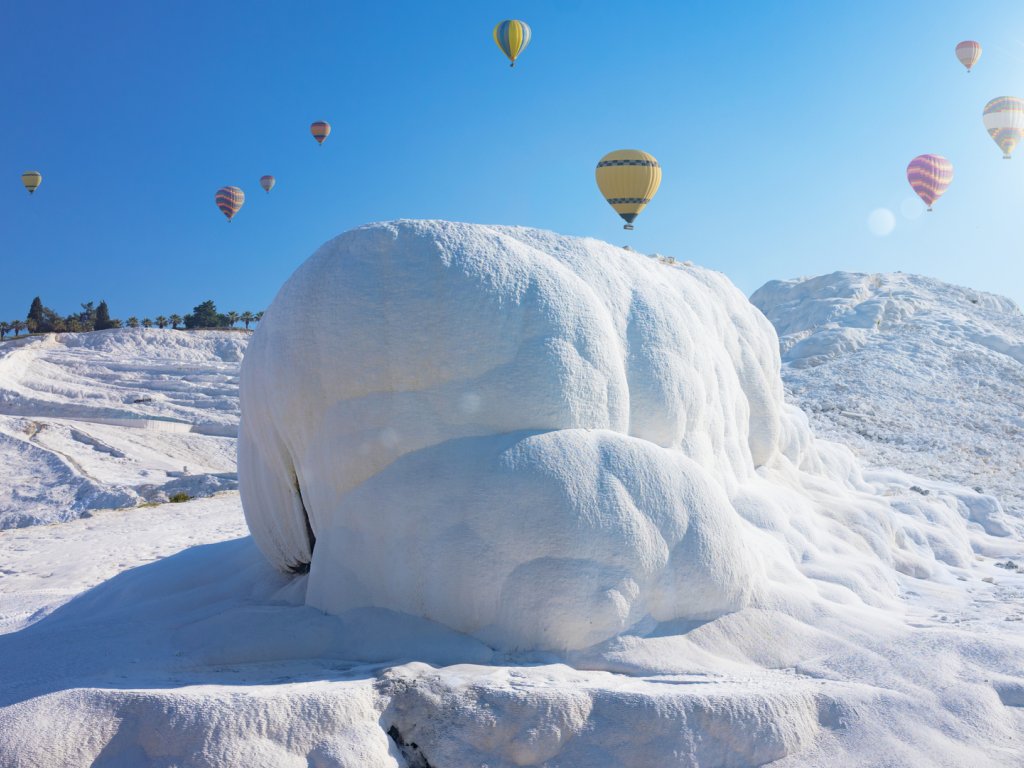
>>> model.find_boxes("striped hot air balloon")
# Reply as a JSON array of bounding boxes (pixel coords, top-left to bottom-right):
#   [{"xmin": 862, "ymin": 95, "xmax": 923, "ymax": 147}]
[
  {"xmin": 983, "ymin": 96, "xmax": 1024, "ymax": 159},
  {"xmin": 21, "ymin": 171, "xmax": 42, "ymax": 195},
  {"xmin": 906, "ymin": 154, "xmax": 953, "ymax": 212},
  {"xmin": 215, "ymin": 186, "xmax": 245, "ymax": 222},
  {"xmin": 955, "ymin": 41, "xmax": 982, "ymax": 73},
  {"xmin": 493, "ymin": 20, "xmax": 531, "ymax": 67},
  {"xmin": 310, "ymin": 121, "xmax": 331, "ymax": 146},
  {"xmin": 260, "ymin": 175, "xmax": 276, "ymax": 193},
  {"xmin": 595, "ymin": 150, "xmax": 662, "ymax": 230}
]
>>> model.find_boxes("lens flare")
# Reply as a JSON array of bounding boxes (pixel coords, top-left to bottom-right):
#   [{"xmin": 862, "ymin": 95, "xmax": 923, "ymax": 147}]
[{"xmin": 867, "ymin": 208, "xmax": 895, "ymax": 237}]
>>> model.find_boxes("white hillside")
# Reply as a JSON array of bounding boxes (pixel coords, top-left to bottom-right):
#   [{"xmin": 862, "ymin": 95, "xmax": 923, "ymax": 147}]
[
  {"xmin": 751, "ymin": 271, "xmax": 1024, "ymax": 519},
  {"xmin": 0, "ymin": 329, "xmax": 245, "ymax": 528},
  {"xmin": 3, "ymin": 228, "xmax": 1024, "ymax": 767}
]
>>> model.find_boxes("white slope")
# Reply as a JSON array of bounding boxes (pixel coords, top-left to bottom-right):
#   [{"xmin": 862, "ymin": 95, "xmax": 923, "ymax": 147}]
[
  {"xmin": 0, "ymin": 329, "xmax": 246, "ymax": 528},
  {"xmin": 4, "ymin": 491, "xmax": 1024, "ymax": 767},
  {"xmin": 751, "ymin": 271, "xmax": 1024, "ymax": 520},
  {"xmin": 1, "ymin": 227, "xmax": 1024, "ymax": 767}
]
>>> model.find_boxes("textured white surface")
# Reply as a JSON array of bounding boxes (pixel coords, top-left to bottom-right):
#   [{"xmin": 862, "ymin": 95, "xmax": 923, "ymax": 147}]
[
  {"xmin": 0, "ymin": 329, "xmax": 245, "ymax": 527},
  {"xmin": 240, "ymin": 221, "xmax": 1009, "ymax": 653},
  {"xmin": 3, "ymin": 229, "xmax": 1024, "ymax": 766},
  {"xmin": 752, "ymin": 270, "xmax": 1024, "ymax": 519}
]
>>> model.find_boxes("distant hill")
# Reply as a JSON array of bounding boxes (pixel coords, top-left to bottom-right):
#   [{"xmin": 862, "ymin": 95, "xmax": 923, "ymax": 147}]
[{"xmin": 752, "ymin": 271, "xmax": 1024, "ymax": 517}]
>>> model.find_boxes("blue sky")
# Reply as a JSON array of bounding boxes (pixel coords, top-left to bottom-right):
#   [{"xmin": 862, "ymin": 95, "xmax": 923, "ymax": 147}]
[{"xmin": 2, "ymin": 0, "xmax": 1023, "ymax": 320}]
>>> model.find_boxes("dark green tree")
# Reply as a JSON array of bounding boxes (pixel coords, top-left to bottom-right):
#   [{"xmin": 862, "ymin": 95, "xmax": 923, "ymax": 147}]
[
  {"xmin": 184, "ymin": 300, "xmax": 220, "ymax": 329},
  {"xmin": 26, "ymin": 297, "xmax": 60, "ymax": 333},
  {"xmin": 94, "ymin": 300, "xmax": 115, "ymax": 331},
  {"xmin": 27, "ymin": 297, "xmax": 45, "ymax": 332},
  {"xmin": 79, "ymin": 302, "xmax": 96, "ymax": 329}
]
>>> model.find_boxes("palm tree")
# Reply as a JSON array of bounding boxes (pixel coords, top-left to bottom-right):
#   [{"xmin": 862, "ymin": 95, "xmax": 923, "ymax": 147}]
[
  {"xmin": 142, "ymin": 318, "xmax": 153, "ymax": 328},
  {"xmin": 256, "ymin": 311, "xmax": 264, "ymax": 324},
  {"xmin": 169, "ymin": 314, "xmax": 182, "ymax": 330},
  {"xmin": 127, "ymin": 316, "xmax": 139, "ymax": 328},
  {"xmin": 226, "ymin": 311, "xmax": 239, "ymax": 328},
  {"xmin": 0, "ymin": 322, "xmax": 9, "ymax": 340},
  {"xmin": 11, "ymin": 320, "xmax": 26, "ymax": 336},
  {"xmin": 240, "ymin": 311, "xmax": 254, "ymax": 329},
  {"xmin": 155, "ymin": 315, "xmax": 168, "ymax": 329}
]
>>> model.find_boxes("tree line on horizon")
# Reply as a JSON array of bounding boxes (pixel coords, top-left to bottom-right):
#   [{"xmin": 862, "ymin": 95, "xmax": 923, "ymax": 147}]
[{"xmin": 0, "ymin": 298, "xmax": 264, "ymax": 340}]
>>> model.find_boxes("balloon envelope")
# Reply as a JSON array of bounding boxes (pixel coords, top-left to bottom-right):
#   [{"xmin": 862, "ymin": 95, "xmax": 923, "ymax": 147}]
[
  {"xmin": 906, "ymin": 154, "xmax": 953, "ymax": 210},
  {"xmin": 982, "ymin": 96, "xmax": 1024, "ymax": 159},
  {"xmin": 595, "ymin": 150, "xmax": 662, "ymax": 229},
  {"xmin": 493, "ymin": 20, "xmax": 531, "ymax": 67},
  {"xmin": 21, "ymin": 171, "xmax": 41, "ymax": 195},
  {"xmin": 310, "ymin": 121, "xmax": 331, "ymax": 145},
  {"xmin": 260, "ymin": 175, "xmax": 276, "ymax": 193},
  {"xmin": 955, "ymin": 40, "xmax": 982, "ymax": 72},
  {"xmin": 216, "ymin": 186, "xmax": 245, "ymax": 221}
]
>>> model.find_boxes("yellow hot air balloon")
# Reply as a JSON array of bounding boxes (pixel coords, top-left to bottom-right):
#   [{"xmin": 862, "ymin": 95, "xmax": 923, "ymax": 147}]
[
  {"xmin": 493, "ymin": 20, "xmax": 531, "ymax": 67},
  {"xmin": 21, "ymin": 171, "xmax": 42, "ymax": 195},
  {"xmin": 595, "ymin": 150, "xmax": 661, "ymax": 230}
]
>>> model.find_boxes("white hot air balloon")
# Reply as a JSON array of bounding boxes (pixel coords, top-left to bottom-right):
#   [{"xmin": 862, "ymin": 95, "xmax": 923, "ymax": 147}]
[{"xmin": 983, "ymin": 96, "xmax": 1024, "ymax": 159}]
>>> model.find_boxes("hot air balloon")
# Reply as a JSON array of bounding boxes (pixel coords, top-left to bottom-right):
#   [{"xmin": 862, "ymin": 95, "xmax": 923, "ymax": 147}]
[
  {"xmin": 260, "ymin": 175, "xmax": 276, "ymax": 193},
  {"xmin": 21, "ymin": 171, "xmax": 41, "ymax": 195},
  {"xmin": 493, "ymin": 20, "xmax": 531, "ymax": 67},
  {"xmin": 595, "ymin": 150, "xmax": 662, "ymax": 230},
  {"xmin": 983, "ymin": 97, "xmax": 1024, "ymax": 159},
  {"xmin": 311, "ymin": 121, "xmax": 331, "ymax": 146},
  {"xmin": 955, "ymin": 41, "xmax": 982, "ymax": 73},
  {"xmin": 215, "ymin": 186, "xmax": 245, "ymax": 222},
  {"xmin": 906, "ymin": 154, "xmax": 953, "ymax": 211}
]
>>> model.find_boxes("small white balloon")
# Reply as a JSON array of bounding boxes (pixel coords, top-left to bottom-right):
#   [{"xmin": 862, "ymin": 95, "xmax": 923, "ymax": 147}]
[{"xmin": 867, "ymin": 208, "xmax": 896, "ymax": 237}]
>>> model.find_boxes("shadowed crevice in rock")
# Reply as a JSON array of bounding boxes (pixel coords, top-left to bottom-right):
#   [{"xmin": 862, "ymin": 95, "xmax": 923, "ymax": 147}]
[{"xmin": 386, "ymin": 725, "xmax": 434, "ymax": 768}]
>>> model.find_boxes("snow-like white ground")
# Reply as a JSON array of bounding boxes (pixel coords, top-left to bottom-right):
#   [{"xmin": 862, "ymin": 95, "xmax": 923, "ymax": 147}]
[
  {"xmin": 751, "ymin": 271, "xmax": 1024, "ymax": 520},
  {"xmin": 0, "ymin": 330, "xmax": 246, "ymax": 528},
  {"xmin": 2, "ymin": 228, "xmax": 1024, "ymax": 767},
  {"xmin": 5, "ymin": 494, "xmax": 1024, "ymax": 767}
]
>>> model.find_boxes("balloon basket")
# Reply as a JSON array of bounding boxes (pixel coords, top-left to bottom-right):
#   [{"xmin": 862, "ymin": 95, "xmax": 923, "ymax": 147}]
[{"xmin": 623, "ymin": 224, "xmax": 634, "ymax": 230}]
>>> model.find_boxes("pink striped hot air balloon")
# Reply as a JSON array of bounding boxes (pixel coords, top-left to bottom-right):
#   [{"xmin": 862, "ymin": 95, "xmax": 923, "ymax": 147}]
[
  {"xmin": 955, "ymin": 41, "xmax": 982, "ymax": 73},
  {"xmin": 906, "ymin": 155, "xmax": 953, "ymax": 212},
  {"xmin": 215, "ymin": 186, "xmax": 245, "ymax": 222}
]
